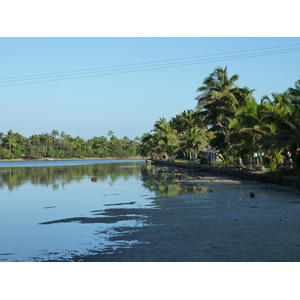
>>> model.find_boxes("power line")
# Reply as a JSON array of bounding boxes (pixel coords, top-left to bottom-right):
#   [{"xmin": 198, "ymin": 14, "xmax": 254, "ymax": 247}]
[
  {"xmin": 0, "ymin": 44, "xmax": 299, "ymax": 87},
  {"xmin": 1, "ymin": 43, "xmax": 300, "ymax": 81},
  {"xmin": 2, "ymin": 46, "xmax": 300, "ymax": 82},
  {"xmin": 2, "ymin": 47, "xmax": 300, "ymax": 83}
]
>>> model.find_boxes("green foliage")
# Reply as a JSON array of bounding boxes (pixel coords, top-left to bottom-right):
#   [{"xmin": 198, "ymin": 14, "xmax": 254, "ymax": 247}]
[
  {"xmin": 0, "ymin": 129, "xmax": 141, "ymax": 160},
  {"xmin": 0, "ymin": 148, "xmax": 13, "ymax": 159},
  {"xmin": 140, "ymin": 67, "xmax": 300, "ymax": 172},
  {"xmin": 140, "ymin": 110, "xmax": 211, "ymax": 161},
  {"xmin": 27, "ymin": 145, "xmax": 47, "ymax": 159}
]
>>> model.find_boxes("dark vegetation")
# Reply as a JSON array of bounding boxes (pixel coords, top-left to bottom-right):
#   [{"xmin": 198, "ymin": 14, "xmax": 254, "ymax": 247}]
[{"xmin": 139, "ymin": 67, "xmax": 300, "ymax": 180}]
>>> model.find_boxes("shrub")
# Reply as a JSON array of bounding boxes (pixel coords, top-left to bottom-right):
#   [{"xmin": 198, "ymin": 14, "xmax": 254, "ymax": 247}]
[{"xmin": 0, "ymin": 149, "xmax": 13, "ymax": 159}]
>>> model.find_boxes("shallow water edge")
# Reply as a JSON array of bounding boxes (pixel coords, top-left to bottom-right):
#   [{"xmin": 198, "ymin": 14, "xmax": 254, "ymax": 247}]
[{"xmin": 152, "ymin": 160, "xmax": 300, "ymax": 189}]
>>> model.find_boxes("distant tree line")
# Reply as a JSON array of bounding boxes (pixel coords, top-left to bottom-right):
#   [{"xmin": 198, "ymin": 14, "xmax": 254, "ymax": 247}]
[
  {"xmin": 0, "ymin": 129, "xmax": 141, "ymax": 159},
  {"xmin": 140, "ymin": 67, "xmax": 300, "ymax": 172}
]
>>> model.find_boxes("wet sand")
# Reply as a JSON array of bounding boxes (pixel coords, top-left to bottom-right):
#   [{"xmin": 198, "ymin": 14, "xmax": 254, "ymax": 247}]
[{"xmin": 72, "ymin": 171, "xmax": 300, "ymax": 262}]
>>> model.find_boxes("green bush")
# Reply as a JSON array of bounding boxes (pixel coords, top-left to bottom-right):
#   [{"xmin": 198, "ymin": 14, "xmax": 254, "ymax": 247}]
[
  {"xmin": 0, "ymin": 149, "xmax": 13, "ymax": 159},
  {"xmin": 268, "ymin": 161, "xmax": 277, "ymax": 171}
]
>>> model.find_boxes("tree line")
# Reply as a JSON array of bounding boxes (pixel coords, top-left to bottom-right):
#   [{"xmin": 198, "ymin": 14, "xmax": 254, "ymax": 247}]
[
  {"xmin": 140, "ymin": 66, "xmax": 300, "ymax": 172},
  {"xmin": 0, "ymin": 130, "xmax": 141, "ymax": 159}
]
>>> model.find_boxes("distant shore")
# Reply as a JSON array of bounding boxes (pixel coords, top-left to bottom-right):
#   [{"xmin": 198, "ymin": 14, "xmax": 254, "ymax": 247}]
[{"xmin": 0, "ymin": 156, "xmax": 145, "ymax": 162}]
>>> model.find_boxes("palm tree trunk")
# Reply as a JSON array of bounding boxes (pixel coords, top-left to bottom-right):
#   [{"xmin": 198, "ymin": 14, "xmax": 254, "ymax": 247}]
[
  {"xmin": 238, "ymin": 156, "xmax": 244, "ymax": 168},
  {"xmin": 249, "ymin": 155, "xmax": 253, "ymax": 170},
  {"xmin": 217, "ymin": 121, "xmax": 227, "ymax": 137},
  {"xmin": 258, "ymin": 146, "xmax": 265, "ymax": 172}
]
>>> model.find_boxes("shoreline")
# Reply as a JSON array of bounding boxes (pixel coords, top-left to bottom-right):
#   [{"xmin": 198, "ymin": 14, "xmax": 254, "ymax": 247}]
[
  {"xmin": 152, "ymin": 160, "xmax": 300, "ymax": 189},
  {"xmin": 0, "ymin": 156, "xmax": 145, "ymax": 162}
]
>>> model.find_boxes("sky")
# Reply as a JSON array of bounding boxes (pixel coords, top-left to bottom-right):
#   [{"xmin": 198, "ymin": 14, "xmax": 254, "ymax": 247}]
[{"xmin": 1, "ymin": 37, "xmax": 299, "ymax": 141}]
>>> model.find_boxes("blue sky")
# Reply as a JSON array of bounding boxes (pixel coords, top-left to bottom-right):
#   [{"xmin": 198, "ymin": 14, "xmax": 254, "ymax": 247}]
[{"xmin": 0, "ymin": 37, "xmax": 299, "ymax": 140}]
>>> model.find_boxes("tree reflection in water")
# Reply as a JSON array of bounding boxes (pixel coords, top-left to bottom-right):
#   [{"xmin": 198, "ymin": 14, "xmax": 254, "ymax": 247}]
[
  {"xmin": 0, "ymin": 161, "xmax": 211, "ymax": 198},
  {"xmin": 0, "ymin": 161, "xmax": 143, "ymax": 191},
  {"xmin": 141, "ymin": 165, "xmax": 212, "ymax": 197},
  {"xmin": 0, "ymin": 160, "xmax": 213, "ymax": 261}
]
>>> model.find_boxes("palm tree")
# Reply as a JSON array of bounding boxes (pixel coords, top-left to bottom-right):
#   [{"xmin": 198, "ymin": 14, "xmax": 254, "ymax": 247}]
[
  {"xmin": 195, "ymin": 67, "xmax": 261, "ymax": 166},
  {"xmin": 51, "ymin": 129, "xmax": 59, "ymax": 146},
  {"xmin": 40, "ymin": 133, "xmax": 52, "ymax": 151},
  {"xmin": 152, "ymin": 118, "xmax": 178, "ymax": 160},
  {"xmin": 0, "ymin": 132, "xmax": 4, "ymax": 145},
  {"xmin": 287, "ymin": 79, "xmax": 300, "ymax": 100},
  {"xmin": 107, "ymin": 131, "xmax": 115, "ymax": 139},
  {"xmin": 261, "ymin": 92, "xmax": 300, "ymax": 166},
  {"xmin": 180, "ymin": 126, "xmax": 209, "ymax": 160},
  {"xmin": 234, "ymin": 86, "xmax": 256, "ymax": 107},
  {"xmin": 88, "ymin": 136, "xmax": 109, "ymax": 157},
  {"xmin": 169, "ymin": 109, "xmax": 203, "ymax": 134},
  {"xmin": 60, "ymin": 131, "xmax": 67, "ymax": 140},
  {"xmin": 228, "ymin": 97, "xmax": 266, "ymax": 171},
  {"xmin": 5, "ymin": 130, "xmax": 17, "ymax": 152},
  {"xmin": 140, "ymin": 132, "xmax": 158, "ymax": 159},
  {"xmin": 195, "ymin": 67, "xmax": 239, "ymax": 136},
  {"xmin": 30, "ymin": 134, "xmax": 40, "ymax": 146}
]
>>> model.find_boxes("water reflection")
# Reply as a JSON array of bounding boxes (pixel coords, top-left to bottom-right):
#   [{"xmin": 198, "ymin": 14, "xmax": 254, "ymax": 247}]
[
  {"xmin": 141, "ymin": 165, "xmax": 211, "ymax": 197},
  {"xmin": 0, "ymin": 161, "xmax": 209, "ymax": 197},
  {"xmin": 0, "ymin": 160, "xmax": 212, "ymax": 261},
  {"xmin": 0, "ymin": 160, "xmax": 143, "ymax": 191}
]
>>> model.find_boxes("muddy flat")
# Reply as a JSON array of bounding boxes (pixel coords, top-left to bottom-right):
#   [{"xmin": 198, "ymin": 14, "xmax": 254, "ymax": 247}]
[{"xmin": 72, "ymin": 173, "xmax": 300, "ymax": 262}]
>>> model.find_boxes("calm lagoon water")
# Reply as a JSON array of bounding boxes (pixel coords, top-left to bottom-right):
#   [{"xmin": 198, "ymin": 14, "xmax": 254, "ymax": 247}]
[{"xmin": 0, "ymin": 159, "xmax": 158, "ymax": 261}]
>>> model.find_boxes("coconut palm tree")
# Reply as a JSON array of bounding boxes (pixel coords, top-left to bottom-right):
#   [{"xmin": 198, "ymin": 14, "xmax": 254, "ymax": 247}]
[
  {"xmin": 40, "ymin": 133, "xmax": 52, "ymax": 151},
  {"xmin": 5, "ymin": 130, "xmax": 17, "ymax": 152},
  {"xmin": 51, "ymin": 129, "xmax": 59, "ymax": 146},
  {"xmin": 140, "ymin": 132, "xmax": 159, "ymax": 159},
  {"xmin": 180, "ymin": 126, "xmax": 209, "ymax": 160},
  {"xmin": 287, "ymin": 79, "xmax": 300, "ymax": 100},
  {"xmin": 261, "ymin": 92, "xmax": 300, "ymax": 166},
  {"xmin": 152, "ymin": 118, "xmax": 178, "ymax": 160},
  {"xmin": 169, "ymin": 109, "xmax": 203, "ymax": 134},
  {"xmin": 195, "ymin": 67, "xmax": 239, "ymax": 136},
  {"xmin": 228, "ymin": 97, "xmax": 267, "ymax": 171}
]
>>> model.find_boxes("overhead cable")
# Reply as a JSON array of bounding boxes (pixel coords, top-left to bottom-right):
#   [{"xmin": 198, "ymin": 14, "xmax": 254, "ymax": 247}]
[{"xmin": 0, "ymin": 44, "xmax": 299, "ymax": 87}]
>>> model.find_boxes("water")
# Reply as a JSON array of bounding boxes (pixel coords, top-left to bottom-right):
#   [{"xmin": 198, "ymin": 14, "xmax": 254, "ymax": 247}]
[
  {"xmin": 4, "ymin": 159, "xmax": 297, "ymax": 262},
  {"xmin": 0, "ymin": 159, "xmax": 157, "ymax": 261}
]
